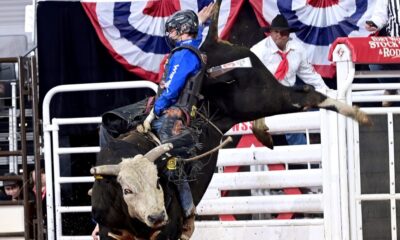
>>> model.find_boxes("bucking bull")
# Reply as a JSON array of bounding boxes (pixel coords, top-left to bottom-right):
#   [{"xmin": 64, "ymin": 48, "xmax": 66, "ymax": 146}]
[{"xmin": 89, "ymin": 1, "xmax": 371, "ymax": 239}]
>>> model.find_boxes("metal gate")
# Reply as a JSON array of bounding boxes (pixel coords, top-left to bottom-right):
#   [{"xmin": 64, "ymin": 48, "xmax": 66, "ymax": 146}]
[
  {"xmin": 333, "ymin": 42, "xmax": 400, "ymax": 240},
  {"xmin": 42, "ymin": 81, "xmax": 339, "ymax": 240},
  {"xmin": 42, "ymin": 81, "xmax": 158, "ymax": 240}
]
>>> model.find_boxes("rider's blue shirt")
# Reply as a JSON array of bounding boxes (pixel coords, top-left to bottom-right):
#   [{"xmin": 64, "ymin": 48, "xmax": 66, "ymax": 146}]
[{"xmin": 154, "ymin": 28, "xmax": 204, "ymax": 116}]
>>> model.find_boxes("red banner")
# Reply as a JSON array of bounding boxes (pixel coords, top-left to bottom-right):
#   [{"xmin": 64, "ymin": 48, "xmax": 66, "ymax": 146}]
[{"xmin": 329, "ymin": 37, "xmax": 400, "ymax": 64}]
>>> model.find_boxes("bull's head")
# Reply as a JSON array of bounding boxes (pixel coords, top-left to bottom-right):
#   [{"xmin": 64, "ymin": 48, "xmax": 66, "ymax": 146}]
[{"xmin": 90, "ymin": 144, "xmax": 173, "ymax": 228}]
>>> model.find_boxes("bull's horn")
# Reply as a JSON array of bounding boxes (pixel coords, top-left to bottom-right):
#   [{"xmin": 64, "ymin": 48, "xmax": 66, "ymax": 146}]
[
  {"xmin": 144, "ymin": 143, "xmax": 173, "ymax": 162},
  {"xmin": 90, "ymin": 165, "xmax": 121, "ymax": 176},
  {"xmin": 88, "ymin": 188, "xmax": 92, "ymax": 196}
]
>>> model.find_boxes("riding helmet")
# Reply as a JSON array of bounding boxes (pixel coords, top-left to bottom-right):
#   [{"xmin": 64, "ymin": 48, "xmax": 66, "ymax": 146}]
[{"xmin": 165, "ymin": 10, "xmax": 199, "ymax": 35}]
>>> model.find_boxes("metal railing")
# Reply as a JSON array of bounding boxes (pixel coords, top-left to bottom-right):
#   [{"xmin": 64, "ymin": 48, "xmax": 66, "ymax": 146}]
[
  {"xmin": 333, "ymin": 42, "xmax": 400, "ymax": 240},
  {"xmin": 42, "ymin": 81, "xmax": 158, "ymax": 240},
  {"xmin": 0, "ymin": 53, "xmax": 40, "ymax": 239}
]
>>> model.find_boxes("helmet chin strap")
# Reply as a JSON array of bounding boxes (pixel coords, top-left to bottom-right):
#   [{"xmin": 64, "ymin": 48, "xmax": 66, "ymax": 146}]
[
  {"xmin": 166, "ymin": 33, "xmax": 184, "ymax": 49},
  {"xmin": 166, "ymin": 37, "xmax": 176, "ymax": 49}
]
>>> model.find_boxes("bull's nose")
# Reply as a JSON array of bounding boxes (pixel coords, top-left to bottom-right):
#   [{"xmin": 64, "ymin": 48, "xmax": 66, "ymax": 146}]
[{"xmin": 148, "ymin": 211, "xmax": 166, "ymax": 224}]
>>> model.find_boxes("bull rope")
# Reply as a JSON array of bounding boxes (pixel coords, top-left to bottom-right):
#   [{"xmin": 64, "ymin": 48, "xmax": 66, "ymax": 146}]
[
  {"xmin": 179, "ymin": 136, "xmax": 232, "ymax": 162},
  {"xmin": 178, "ymin": 105, "xmax": 232, "ymax": 162},
  {"xmin": 194, "ymin": 108, "xmax": 224, "ymax": 136},
  {"xmin": 138, "ymin": 102, "xmax": 230, "ymax": 164}
]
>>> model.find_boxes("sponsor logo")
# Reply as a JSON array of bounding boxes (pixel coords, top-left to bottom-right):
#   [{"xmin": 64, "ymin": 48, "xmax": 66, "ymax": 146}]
[
  {"xmin": 230, "ymin": 122, "xmax": 253, "ymax": 132},
  {"xmin": 168, "ymin": 64, "xmax": 179, "ymax": 81},
  {"xmin": 368, "ymin": 37, "xmax": 400, "ymax": 59}
]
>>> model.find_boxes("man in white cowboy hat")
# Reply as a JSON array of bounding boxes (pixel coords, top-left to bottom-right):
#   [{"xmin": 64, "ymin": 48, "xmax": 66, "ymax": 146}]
[{"xmin": 251, "ymin": 14, "xmax": 330, "ymax": 145}]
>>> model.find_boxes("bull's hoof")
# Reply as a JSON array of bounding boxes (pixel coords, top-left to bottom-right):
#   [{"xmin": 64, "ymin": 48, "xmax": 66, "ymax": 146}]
[
  {"xmin": 354, "ymin": 107, "xmax": 373, "ymax": 126},
  {"xmin": 252, "ymin": 128, "xmax": 274, "ymax": 149},
  {"xmin": 180, "ymin": 213, "xmax": 196, "ymax": 240},
  {"xmin": 252, "ymin": 118, "xmax": 273, "ymax": 149}
]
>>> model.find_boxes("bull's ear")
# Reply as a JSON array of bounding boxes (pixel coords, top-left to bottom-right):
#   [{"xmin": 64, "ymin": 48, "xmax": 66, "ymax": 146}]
[
  {"xmin": 90, "ymin": 165, "xmax": 121, "ymax": 176},
  {"xmin": 144, "ymin": 143, "xmax": 173, "ymax": 162}
]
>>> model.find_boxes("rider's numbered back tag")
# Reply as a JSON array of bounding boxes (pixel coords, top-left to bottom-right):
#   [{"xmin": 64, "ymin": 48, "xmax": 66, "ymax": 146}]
[{"xmin": 167, "ymin": 157, "xmax": 177, "ymax": 170}]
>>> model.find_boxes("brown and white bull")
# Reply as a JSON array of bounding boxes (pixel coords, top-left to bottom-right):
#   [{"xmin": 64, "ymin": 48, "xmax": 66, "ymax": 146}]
[{"xmin": 90, "ymin": 143, "xmax": 172, "ymax": 229}]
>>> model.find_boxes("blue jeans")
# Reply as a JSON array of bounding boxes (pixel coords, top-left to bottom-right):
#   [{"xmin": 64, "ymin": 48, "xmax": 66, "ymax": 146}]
[
  {"xmin": 285, "ymin": 133, "xmax": 306, "ymax": 145},
  {"xmin": 152, "ymin": 113, "xmax": 195, "ymax": 217},
  {"xmin": 177, "ymin": 181, "xmax": 195, "ymax": 217},
  {"xmin": 151, "ymin": 114, "xmax": 166, "ymax": 134},
  {"xmin": 151, "ymin": 109, "xmax": 196, "ymax": 158}
]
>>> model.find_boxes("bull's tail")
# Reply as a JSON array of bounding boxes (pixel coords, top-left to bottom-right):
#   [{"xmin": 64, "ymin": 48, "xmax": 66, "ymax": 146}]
[
  {"xmin": 318, "ymin": 97, "xmax": 372, "ymax": 126},
  {"xmin": 203, "ymin": 0, "xmax": 222, "ymax": 44}
]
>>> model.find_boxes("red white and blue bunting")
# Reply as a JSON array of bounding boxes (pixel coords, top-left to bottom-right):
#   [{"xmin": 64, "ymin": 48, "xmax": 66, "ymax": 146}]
[
  {"xmin": 82, "ymin": 0, "xmax": 244, "ymax": 82},
  {"xmin": 83, "ymin": 0, "xmax": 376, "ymax": 80}
]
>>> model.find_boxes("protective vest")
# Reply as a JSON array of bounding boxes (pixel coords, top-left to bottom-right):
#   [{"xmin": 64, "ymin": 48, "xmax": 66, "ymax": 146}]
[{"xmin": 161, "ymin": 45, "xmax": 207, "ymax": 117}]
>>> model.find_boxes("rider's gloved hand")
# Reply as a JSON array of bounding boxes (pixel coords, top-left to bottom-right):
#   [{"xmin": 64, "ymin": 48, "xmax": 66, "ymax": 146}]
[{"xmin": 143, "ymin": 109, "xmax": 156, "ymax": 133}]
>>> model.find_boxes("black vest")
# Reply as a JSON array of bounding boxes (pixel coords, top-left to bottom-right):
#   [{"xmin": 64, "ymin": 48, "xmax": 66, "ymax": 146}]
[{"xmin": 161, "ymin": 45, "xmax": 207, "ymax": 117}]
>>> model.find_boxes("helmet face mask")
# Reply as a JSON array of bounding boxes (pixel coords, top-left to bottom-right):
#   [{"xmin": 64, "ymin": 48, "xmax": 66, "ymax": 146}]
[
  {"xmin": 165, "ymin": 22, "xmax": 178, "ymax": 34},
  {"xmin": 165, "ymin": 28, "xmax": 179, "ymax": 48},
  {"xmin": 165, "ymin": 10, "xmax": 199, "ymax": 48}
]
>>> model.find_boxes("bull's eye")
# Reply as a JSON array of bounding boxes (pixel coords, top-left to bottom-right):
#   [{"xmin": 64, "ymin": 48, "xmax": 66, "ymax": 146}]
[
  {"xmin": 156, "ymin": 179, "xmax": 161, "ymax": 190},
  {"xmin": 123, "ymin": 188, "xmax": 133, "ymax": 195}
]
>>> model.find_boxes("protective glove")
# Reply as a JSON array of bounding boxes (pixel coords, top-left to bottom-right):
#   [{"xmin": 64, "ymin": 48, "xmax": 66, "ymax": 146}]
[{"xmin": 143, "ymin": 109, "xmax": 156, "ymax": 133}]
